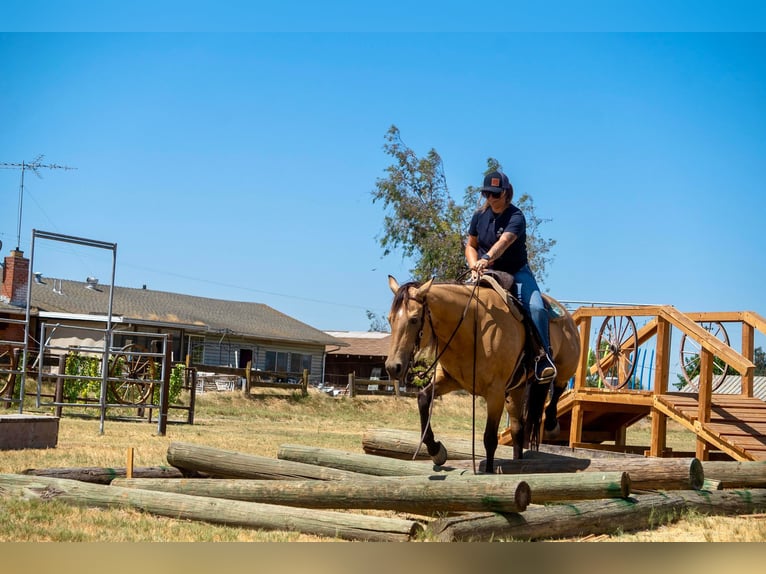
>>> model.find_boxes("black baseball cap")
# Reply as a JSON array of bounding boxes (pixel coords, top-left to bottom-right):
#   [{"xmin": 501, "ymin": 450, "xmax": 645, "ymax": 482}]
[{"xmin": 480, "ymin": 171, "xmax": 512, "ymax": 194}]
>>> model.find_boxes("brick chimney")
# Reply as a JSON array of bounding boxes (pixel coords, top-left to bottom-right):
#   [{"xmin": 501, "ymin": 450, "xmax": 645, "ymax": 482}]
[{"xmin": 1, "ymin": 249, "xmax": 30, "ymax": 306}]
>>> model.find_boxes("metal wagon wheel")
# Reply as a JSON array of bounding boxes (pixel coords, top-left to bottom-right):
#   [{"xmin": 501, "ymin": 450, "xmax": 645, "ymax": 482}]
[
  {"xmin": 108, "ymin": 344, "xmax": 157, "ymax": 405},
  {"xmin": 0, "ymin": 345, "xmax": 18, "ymax": 397},
  {"xmin": 595, "ymin": 316, "xmax": 639, "ymax": 389},
  {"xmin": 679, "ymin": 321, "xmax": 730, "ymax": 392}
]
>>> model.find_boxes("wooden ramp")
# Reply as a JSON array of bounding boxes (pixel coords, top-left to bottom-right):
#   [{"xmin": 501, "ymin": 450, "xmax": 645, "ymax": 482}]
[{"xmin": 654, "ymin": 393, "xmax": 766, "ymax": 461}]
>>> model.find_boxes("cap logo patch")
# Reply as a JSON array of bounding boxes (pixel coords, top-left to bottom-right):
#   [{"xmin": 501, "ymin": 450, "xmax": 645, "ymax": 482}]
[{"xmin": 491, "ymin": 177, "xmax": 500, "ymax": 187}]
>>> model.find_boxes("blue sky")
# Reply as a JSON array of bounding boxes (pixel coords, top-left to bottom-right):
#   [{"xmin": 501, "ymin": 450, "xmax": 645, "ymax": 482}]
[{"xmin": 2, "ymin": 6, "xmax": 766, "ymax": 384}]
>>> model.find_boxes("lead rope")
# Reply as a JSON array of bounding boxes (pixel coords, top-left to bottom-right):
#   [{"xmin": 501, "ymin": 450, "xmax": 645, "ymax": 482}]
[{"xmin": 471, "ymin": 285, "xmax": 479, "ymax": 474}]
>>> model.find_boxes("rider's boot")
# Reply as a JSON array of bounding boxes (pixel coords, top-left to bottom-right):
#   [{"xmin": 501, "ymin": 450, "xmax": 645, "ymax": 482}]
[{"xmin": 535, "ymin": 349, "xmax": 556, "ymax": 383}]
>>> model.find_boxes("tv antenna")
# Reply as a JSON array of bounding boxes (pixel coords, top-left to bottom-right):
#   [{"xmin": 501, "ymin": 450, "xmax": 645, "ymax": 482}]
[{"xmin": 1, "ymin": 154, "xmax": 77, "ymax": 250}]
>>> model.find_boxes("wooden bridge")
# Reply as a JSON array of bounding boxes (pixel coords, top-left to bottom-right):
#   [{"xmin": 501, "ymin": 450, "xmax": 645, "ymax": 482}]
[{"xmin": 552, "ymin": 307, "xmax": 766, "ymax": 461}]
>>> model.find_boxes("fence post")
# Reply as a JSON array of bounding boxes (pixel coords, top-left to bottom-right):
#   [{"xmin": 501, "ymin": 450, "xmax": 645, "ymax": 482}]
[
  {"xmin": 54, "ymin": 354, "xmax": 66, "ymax": 417},
  {"xmin": 302, "ymin": 368, "xmax": 308, "ymax": 396},
  {"xmin": 348, "ymin": 372, "xmax": 355, "ymax": 398},
  {"xmin": 245, "ymin": 360, "xmax": 252, "ymax": 395},
  {"xmin": 157, "ymin": 338, "xmax": 172, "ymax": 436},
  {"xmin": 187, "ymin": 367, "xmax": 196, "ymax": 425}
]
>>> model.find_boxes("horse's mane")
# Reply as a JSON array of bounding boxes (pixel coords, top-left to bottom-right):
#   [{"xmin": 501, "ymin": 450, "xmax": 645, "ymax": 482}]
[{"xmin": 390, "ymin": 279, "xmax": 461, "ymax": 314}]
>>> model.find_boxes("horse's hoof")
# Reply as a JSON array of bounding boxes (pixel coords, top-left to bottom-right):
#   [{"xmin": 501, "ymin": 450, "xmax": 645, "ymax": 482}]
[
  {"xmin": 431, "ymin": 442, "xmax": 448, "ymax": 466},
  {"xmin": 543, "ymin": 421, "xmax": 561, "ymax": 441}
]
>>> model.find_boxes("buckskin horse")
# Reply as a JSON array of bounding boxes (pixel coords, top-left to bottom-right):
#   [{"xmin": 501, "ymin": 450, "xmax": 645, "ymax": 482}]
[{"xmin": 385, "ymin": 275, "xmax": 580, "ymax": 473}]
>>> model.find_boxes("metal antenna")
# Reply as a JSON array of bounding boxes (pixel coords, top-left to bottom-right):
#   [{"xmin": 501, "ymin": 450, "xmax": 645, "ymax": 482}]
[{"xmin": 1, "ymin": 154, "xmax": 77, "ymax": 250}]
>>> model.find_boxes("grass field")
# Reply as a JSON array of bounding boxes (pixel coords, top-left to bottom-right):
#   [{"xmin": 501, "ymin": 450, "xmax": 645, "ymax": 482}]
[{"xmin": 1, "ymin": 388, "xmax": 765, "ymax": 543}]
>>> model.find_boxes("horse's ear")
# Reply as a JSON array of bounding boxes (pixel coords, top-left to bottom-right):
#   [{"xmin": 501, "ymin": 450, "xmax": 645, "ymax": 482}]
[
  {"xmin": 388, "ymin": 275, "xmax": 399, "ymax": 294},
  {"xmin": 416, "ymin": 277, "xmax": 434, "ymax": 298}
]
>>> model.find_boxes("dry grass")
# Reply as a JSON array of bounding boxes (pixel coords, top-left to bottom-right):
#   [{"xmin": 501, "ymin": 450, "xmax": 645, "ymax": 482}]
[{"xmin": 0, "ymin": 389, "xmax": 763, "ymax": 542}]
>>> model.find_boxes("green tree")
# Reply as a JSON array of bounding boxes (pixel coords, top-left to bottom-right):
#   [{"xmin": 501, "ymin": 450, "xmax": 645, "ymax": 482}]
[
  {"xmin": 366, "ymin": 310, "xmax": 388, "ymax": 333},
  {"xmin": 754, "ymin": 346, "xmax": 766, "ymax": 376},
  {"xmin": 372, "ymin": 125, "xmax": 556, "ymax": 283}
]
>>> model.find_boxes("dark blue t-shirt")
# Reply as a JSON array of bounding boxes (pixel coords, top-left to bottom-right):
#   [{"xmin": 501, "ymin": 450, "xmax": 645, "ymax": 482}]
[{"xmin": 468, "ymin": 204, "xmax": 527, "ymax": 274}]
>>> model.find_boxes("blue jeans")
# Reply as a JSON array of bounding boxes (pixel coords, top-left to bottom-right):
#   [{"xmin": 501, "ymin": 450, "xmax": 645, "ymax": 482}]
[{"xmin": 513, "ymin": 264, "xmax": 551, "ymax": 352}]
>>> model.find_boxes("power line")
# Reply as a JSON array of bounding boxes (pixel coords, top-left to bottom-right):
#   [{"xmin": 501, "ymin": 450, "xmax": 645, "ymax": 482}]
[{"xmin": 0, "ymin": 154, "xmax": 77, "ymax": 250}]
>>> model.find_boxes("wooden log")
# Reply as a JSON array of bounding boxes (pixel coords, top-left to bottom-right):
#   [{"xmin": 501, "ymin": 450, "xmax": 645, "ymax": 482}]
[
  {"xmin": 166, "ymin": 441, "xmax": 364, "ymax": 480},
  {"xmin": 362, "ymin": 427, "xmax": 642, "ymax": 461},
  {"xmin": 432, "ymin": 489, "xmax": 766, "ymax": 541},
  {"xmin": 702, "ymin": 460, "xmax": 766, "ymax": 488},
  {"xmin": 447, "ymin": 456, "xmax": 704, "ymax": 491},
  {"xmin": 111, "ymin": 475, "xmax": 532, "ymax": 514},
  {"xmin": 277, "ymin": 443, "xmax": 459, "ymax": 477},
  {"xmin": 279, "ymin": 443, "xmax": 703, "ymax": 491},
  {"xmin": 21, "ymin": 465, "xmax": 185, "ymax": 484},
  {"xmin": 0, "ymin": 473, "xmax": 421, "ymax": 542}
]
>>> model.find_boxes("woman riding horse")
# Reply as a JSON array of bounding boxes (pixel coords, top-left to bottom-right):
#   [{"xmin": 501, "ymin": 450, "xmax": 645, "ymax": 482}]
[{"xmin": 385, "ymin": 276, "xmax": 579, "ymax": 473}]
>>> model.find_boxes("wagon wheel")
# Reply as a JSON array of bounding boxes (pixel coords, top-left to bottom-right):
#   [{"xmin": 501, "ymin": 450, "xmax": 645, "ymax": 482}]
[
  {"xmin": 0, "ymin": 346, "xmax": 18, "ymax": 397},
  {"xmin": 679, "ymin": 321, "xmax": 730, "ymax": 392},
  {"xmin": 108, "ymin": 344, "xmax": 157, "ymax": 405},
  {"xmin": 595, "ymin": 316, "xmax": 638, "ymax": 389}
]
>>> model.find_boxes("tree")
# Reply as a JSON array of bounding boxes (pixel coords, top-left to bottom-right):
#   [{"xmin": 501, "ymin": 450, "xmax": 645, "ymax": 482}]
[
  {"xmin": 372, "ymin": 125, "xmax": 556, "ymax": 283},
  {"xmin": 366, "ymin": 310, "xmax": 388, "ymax": 333},
  {"xmin": 755, "ymin": 346, "xmax": 766, "ymax": 376}
]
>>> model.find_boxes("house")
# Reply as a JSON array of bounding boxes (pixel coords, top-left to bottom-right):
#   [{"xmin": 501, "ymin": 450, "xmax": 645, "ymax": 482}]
[
  {"xmin": 324, "ymin": 331, "xmax": 390, "ymax": 386},
  {"xmin": 1, "ymin": 249, "xmax": 345, "ymax": 385}
]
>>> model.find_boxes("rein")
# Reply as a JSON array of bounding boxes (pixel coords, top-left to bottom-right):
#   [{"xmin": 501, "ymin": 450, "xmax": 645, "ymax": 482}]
[{"xmin": 412, "ymin": 280, "xmax": 481, "ymax": 469}]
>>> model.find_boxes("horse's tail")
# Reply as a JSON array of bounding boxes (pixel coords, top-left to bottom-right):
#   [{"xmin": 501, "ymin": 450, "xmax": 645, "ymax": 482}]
[{"xmin": 524, "ymin": 381, "xmax": 549, "ymax": 450}]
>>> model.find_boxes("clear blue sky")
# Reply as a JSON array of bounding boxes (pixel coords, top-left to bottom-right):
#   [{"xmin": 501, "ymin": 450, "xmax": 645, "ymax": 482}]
[{"xmin": 2, "ymin": 5, "xmax": 765, "ymax": 375}]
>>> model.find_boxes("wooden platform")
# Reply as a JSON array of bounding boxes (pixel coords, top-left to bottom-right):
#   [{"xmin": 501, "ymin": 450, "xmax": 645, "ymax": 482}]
[
  {"xmin": 552, "ymin": 388, "xmax": 766, "ymax": 461},
  {"xmin": 654, "ymin": 392, "xmax": 766, "ymax": 461},
  {"xmin": 553, "ymin": 388, "xmax": 653, "ymax": 446}
]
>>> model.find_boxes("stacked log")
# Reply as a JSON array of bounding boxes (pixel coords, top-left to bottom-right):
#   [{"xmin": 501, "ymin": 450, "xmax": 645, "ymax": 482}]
[
  {"xmin": 5, "ymin": 428, "xmax": 766, "ymax": 542},
  {"xmin": 278, "ymin": 442, "xmax": 702, "ymax": 491}
]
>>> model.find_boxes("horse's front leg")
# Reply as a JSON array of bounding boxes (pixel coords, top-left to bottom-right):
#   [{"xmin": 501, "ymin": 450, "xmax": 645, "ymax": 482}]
[{"xmin": 417, "ymin": 385, "xmax": 447, "ymax": 466}]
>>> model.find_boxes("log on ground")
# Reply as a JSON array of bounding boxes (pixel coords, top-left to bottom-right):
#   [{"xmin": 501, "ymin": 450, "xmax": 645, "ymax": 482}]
[
  {"xmin": 431, "ymin": 489, "xmax": 766, "ymax": 541},
  {"xmin": 446, "ymin": 456, "xmax": 703, "ymax": 491},
  {"xmin": 363, "ymin": 428, "xmax": 641, "ymax": 461},
  {"xmin": 280, "ymin": 442, "xmax": 701, "ymax": 491},
  {"xmin": 702, "ymin": 460, "xmax": 766, "ymax": 488},
  {"xmin": 277, "ymin": 443, "xmax": 463, "ymax": 477},
  {"xmin": 21, "ymin": 465, "xmax": 185, "ymax": 484},
  {"xmin": 166, "ymin": 441, "xmax": 364, "ymax": 481},
  {"xmin": 0, "ymin": 473, "xmax": 421, "ymax": 542},
  {"xmin": 112, "ymin": 475, "xmax": 531, "ymax": 514}
]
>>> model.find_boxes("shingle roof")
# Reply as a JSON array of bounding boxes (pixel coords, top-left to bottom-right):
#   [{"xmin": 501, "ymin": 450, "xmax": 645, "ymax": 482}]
[
  {"xmin": 325, "ymin": 331, "xmax": 390, "ymax": 356},
  {"xmin": 25, "ymin": 278, "xmax": 343, "ymax": 347}
]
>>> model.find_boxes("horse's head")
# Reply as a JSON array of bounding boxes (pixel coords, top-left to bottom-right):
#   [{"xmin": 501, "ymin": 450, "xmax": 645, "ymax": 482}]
[{"xmin": 385, "ymin": 275, "xmax": 433, "ymax": 383}]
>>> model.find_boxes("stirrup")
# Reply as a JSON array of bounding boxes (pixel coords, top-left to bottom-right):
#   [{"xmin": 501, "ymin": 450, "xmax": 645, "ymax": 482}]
[{"xmin": 534, "ymin": 354, "xmax": 556, "ymax": 383}]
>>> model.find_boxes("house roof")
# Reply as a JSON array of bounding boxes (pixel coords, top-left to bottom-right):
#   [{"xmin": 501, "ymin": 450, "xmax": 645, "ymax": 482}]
[
  {"xmin": 684, "ymin": 375, "xmax": 766, "ymax": 402},
  {"xmin": 22, "ymin": 278, "xmax": 344, "ymax": 347},
  {"xmin": 325, "ymin": 331, "xmax": 390, "ymax": 357}
]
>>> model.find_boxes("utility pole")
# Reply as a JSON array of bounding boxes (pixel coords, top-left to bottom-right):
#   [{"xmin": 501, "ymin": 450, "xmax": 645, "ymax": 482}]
[{"xmin": 1, "ymin": 154, "xmax": 77, "ymax": 250}]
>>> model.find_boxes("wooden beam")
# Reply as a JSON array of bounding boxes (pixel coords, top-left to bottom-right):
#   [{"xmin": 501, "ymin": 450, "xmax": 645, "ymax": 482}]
[
  {"xmin": 660, "ymin": 307, "xmax": 754, "ymax": 375},
  {"xmin": 574, "ymin": 315, "xmax": 591, "ymax": 391},
  {"xmin": 742, "ymin": 322, "xmax": 755, "ymax": 398}
]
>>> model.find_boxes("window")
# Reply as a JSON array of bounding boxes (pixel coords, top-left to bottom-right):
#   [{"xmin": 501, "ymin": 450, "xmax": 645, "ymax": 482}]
[
  {"xmin": 265, "ymin": 351, "xmax": 311, "ymax": 374},
  {"xmin": 188, "ymin": 336, "xmax": 204, "ymax": 365},
  {"xmin": 292, "ymin": 353, "xmax": 312, "ymax": 375}
]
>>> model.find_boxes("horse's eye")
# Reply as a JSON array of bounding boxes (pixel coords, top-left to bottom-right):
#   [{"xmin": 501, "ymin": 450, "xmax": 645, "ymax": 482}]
[{"xmin": 408, "ymin": 316, "xmax": 420, "ymax": 326}]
